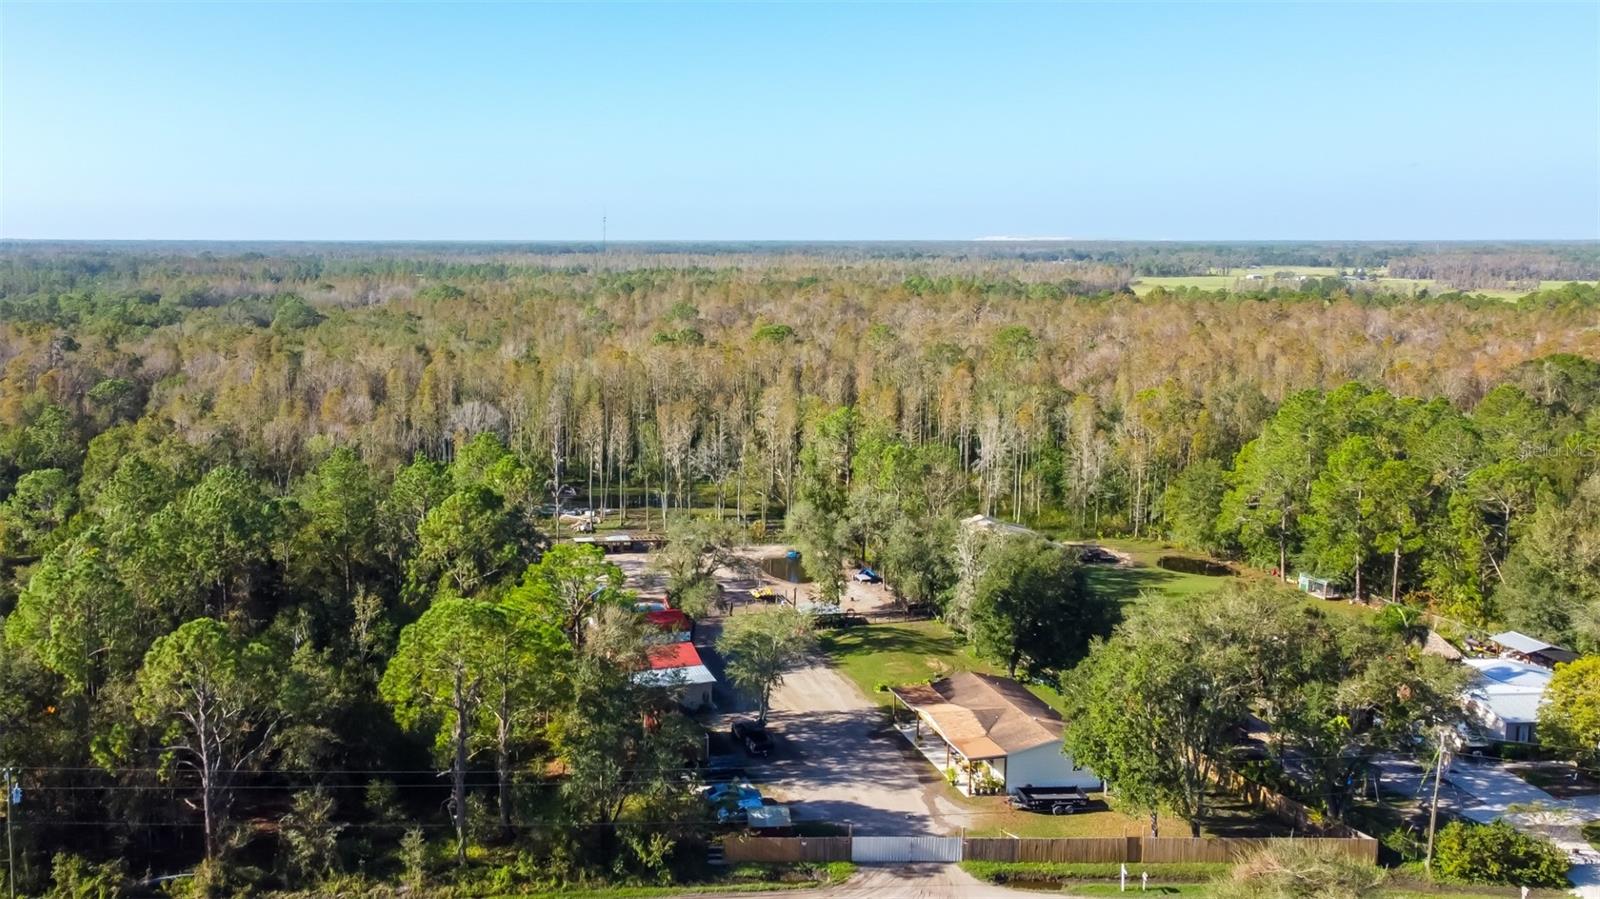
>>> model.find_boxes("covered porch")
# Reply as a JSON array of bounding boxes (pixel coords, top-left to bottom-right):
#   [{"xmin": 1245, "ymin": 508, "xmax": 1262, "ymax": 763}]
[{"xmin": 889, "ymin": 690, "xmax": 1006, "ymax": 796}]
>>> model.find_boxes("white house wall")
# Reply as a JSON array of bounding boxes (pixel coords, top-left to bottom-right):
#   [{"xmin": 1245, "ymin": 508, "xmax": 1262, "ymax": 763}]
[
  {"xmin": 1002, "ymin": 743, "xmax": 1101, "ymax": 792},
  {"xmin": 678, "ymin": 682, "xmax": 713, "ymax": 711}
]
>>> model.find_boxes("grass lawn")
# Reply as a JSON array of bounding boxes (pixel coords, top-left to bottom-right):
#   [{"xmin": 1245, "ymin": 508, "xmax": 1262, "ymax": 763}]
[
  {"xmin": 1129, "ymin": 269, "xmax": 1595, "ymax": 302},
  {"xmin": 1585, "ymin": 819, "xmax": 1600, "ymax": 852},
  {"xmin": 1300, "ymin": 595, "xmax": 1382, "ymax": 622},
  {"xmin": 1068, "ymin": 885, "xmax": 1213, "ymax": 896},
  {"xmin": 1089, "ymin": 538, "xmax": 1236, "ymax": 605},
  {"xmin": 1086, "ymin": 538, "xmax": 1385, "ymax": 627},
  {"xmin": 541, "ymin": 862, "xmax": 856, "ymax": 897},
  {"xmin": 817, "ymin": 618, "xmax": 1068, "ymax": 713},
  {"xmin": 1508, "ymin": 762, "xmax": 1600, "ymax": 799},
  {"xmin": 962, "ymin": 861, "xmax": 1230, "ymax": 895},
  {"xmin": 954, "ymin": 791, "xmax": 1186, "ymax": 839},
  {"xmin": 952, "ymin": 788, "xmax": 1287, "ymax": 840}
]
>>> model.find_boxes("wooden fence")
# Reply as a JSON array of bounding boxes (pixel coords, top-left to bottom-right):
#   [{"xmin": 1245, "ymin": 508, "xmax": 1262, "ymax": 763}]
[
  {"xmin": 724, "ymin": 835, "xmax": 1378, "ymax": 865},
  {"xmin": 1206, "ymin": 765, "xmax": 1370, "ymax": 840},
  {"xmin": 961, "ymin": 837, "xmax": 1134, "ymax": 863},
  {"xmin": 722, "ymin": 836, "xmax": 851, "ymax": 863}
]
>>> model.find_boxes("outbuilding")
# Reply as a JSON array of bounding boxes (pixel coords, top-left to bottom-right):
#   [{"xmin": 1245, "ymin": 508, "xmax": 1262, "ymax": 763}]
[
  {"xmin": 1489, "ymin": 631, "xmax": 1579, "ymax": 669},
  {"xmin": 634, "ymin": 642, "xmax": 716, "ymax": 711}
]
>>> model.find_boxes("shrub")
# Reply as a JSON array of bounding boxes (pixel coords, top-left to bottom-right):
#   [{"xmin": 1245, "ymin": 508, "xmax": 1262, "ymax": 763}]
[
  {"xmin": 1213, "ymin": 842, "xmax": 1386, "ymax": 899},
  {"xmin": 1433, "ymin": 819, "xmax": 1569, "ymax": 888},
  {"xmin": 823, "ymin": 861, "xmax": 857, "ymax": 884},
  {"xmin": 44, "ymin": 853, "xmax": 127, "ymax": 899},
  {"xmin": 278, "ymin": 789, "xmax": 343, "ymax": 884},
  {"xmin": 399, "ymin": 828, "xmax": 428, "ymax": 892}
]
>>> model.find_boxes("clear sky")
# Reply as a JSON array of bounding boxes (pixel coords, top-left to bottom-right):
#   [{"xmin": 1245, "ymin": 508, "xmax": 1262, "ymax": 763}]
[{"xmin": 2, "ymin": 1, "xmax": 1597, "ymax": 240}]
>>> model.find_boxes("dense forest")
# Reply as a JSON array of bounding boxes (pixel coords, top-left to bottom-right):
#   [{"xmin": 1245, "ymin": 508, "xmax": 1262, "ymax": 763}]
[{"xmin": 0, "ymin": 242, "xmax": 1598, "ymax": 895}]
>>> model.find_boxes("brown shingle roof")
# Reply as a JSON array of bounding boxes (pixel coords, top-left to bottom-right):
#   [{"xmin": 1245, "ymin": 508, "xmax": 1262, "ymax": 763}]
[{"xmin": 889, "ymin": 671, "xmax": 1064, "ymax": 759}]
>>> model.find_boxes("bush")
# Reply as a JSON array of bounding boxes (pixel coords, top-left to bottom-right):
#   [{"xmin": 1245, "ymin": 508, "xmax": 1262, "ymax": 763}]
[
  {"xmin": 1212, "ymin": 842, "xmax": 1386, "ymax": 899},
  {"xmin": 44, "ymin": 853, "xmax": 127, "ymax": 899},
  {"xmin": 1433, "ymin": 819, "xmax": 1569, "ymax": 888},
  {"xmin": 725, "ymin": 862, "xmax": 846, "ymax": 884}
]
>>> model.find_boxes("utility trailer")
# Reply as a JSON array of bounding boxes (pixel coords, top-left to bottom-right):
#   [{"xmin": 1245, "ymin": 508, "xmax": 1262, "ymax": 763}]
[{"xmin": 1007, "ymin": 785, "xmax": 1091, "ymax": 815}]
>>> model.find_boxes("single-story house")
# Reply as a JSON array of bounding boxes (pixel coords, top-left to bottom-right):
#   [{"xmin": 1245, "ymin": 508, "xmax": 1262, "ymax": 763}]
[
  {"xmin": 634, "ymin": 642, "xmax": 716, "ymax": 710},
  {"xmin": 1461, "ymin": 657, "xmax": 1551, "ymax": 745},
  {"xmin": 1489, "ymin": 631, "xmax": 1580, "ymax": 669},
  {"xmin": 889, "ymin": 671, "xmax": 1100, "ymax": 795}
]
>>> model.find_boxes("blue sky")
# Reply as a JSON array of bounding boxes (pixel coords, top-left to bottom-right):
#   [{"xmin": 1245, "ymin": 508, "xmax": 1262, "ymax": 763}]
[{"xmin": 2, "ymin": 2, "xmax": 1596, "ymax": 240}]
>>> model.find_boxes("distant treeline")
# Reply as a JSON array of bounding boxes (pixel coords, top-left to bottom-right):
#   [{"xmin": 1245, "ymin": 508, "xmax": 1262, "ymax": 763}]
[
  {"xmin": 4, "ymin": 239, "xmax": 1596, "ymax": 283},
  {"xmin": 1387, "ymin": 249, "xmax": 1600, "ymax": 290}
]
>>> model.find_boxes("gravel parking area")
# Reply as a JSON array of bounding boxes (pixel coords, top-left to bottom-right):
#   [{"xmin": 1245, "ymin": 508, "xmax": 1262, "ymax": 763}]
[{"xmin": 700, "ymin": 612, "xmax": 964, "ymax": 836}]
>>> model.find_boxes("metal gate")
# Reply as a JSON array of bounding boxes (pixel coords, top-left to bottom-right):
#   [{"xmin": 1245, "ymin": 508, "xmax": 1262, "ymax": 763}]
[{"xmin": 850, "ymin": 836, "xmax": 963, "ymax": 863}]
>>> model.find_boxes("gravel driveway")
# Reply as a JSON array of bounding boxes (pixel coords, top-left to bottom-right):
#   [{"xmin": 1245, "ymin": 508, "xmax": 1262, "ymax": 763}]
[
  {"xmin": 699, "ymin": 611, "xmax": 964, "ymax": 836},
  {"xmin": 759, "ymin": 661, "xmax": 968, "ymax": 835}
]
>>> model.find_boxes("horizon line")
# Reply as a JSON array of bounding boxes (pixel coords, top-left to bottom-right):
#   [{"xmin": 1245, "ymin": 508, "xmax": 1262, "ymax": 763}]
[{"xmin": 4, "ymin": 236, "xmax": 1598, "ymax": 245}]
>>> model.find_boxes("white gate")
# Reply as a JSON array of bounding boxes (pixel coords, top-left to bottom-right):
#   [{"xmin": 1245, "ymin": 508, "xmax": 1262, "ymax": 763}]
[{"xmin": 850, "ymin": 836, "xmax": 963, "ymax": 863}]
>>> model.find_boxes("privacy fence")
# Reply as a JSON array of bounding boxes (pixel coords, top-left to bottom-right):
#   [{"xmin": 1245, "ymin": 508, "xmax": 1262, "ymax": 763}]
[
  {"xmin": 1206, "ymin": 765, "xmax": 1371, "ymax": 840},
  {"xmin": 722, "ymin": 835, "xmax": 1379, "ymax": 865}
]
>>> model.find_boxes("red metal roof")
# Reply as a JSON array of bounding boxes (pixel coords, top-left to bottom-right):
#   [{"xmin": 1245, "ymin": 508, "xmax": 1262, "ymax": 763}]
[
  {"xmin": 646, "ymin": 641, "xmax": 704, "ymax": 670},
  {"xmin": 645, "ymin": 609, "xmax": 692, "ymax": 631}
]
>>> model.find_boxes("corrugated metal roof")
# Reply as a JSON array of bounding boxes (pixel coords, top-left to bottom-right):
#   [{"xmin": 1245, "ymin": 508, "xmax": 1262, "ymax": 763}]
[
  {"xmin": 634, "ymin": 664, "xmax": 717, "ymax": 687},
  {"xmin": 1490, "ymin": 631, "xmax": 1553, "ymax": 654},
  {"xmin": 645, "ymin": 641, "xmax": 703, "ymax": 670},
  {"xmin": 1463, "ymin": 657, "xmax": 1551, "ymax": 725}
]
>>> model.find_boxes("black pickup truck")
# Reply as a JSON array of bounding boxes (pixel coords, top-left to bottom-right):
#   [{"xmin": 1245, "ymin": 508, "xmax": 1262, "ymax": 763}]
[{"xmin": 1008, "ymin": 785, "xmax": 1091, "ymax": 815}]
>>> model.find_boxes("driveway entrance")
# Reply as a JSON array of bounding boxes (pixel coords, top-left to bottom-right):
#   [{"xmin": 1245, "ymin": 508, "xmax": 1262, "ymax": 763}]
[{"xmin": 850, "ymin": 836, "xmax": 963, "ymax": 863}]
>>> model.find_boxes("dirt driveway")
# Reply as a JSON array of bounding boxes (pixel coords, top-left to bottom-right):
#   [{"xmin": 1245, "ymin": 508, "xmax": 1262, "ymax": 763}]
[{"xmin": 730, "ymin": 545, "xmax": 898, "ymax": 615}]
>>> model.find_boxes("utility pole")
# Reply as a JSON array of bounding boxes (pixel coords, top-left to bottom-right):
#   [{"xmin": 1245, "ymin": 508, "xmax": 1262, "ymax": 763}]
[
  {"xmin": 1424, "ymin": 730, "xmax": 1450, "ymax": 876},
  {"xmin": 3, "ymin": 767, "xmax": 14, "ymax": 899}
]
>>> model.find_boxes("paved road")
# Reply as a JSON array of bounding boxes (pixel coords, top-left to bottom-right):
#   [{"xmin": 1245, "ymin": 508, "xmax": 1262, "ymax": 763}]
[
  {"xmin": 1372, "ymin": 753, "xmax": 1474, "ymax": 815},
  {"xmin": 668, "ymin": 864, "xmax": 1032, "ymax": 898},
  {"xmin": 1442, "ymin": 757, "xmax": 1600, "ymax": 898}
]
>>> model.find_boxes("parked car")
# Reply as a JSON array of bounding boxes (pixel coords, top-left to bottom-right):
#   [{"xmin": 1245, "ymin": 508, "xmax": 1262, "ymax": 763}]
[
  {"xmin": 731, "ymin": 720, "xmax": 774, "ymax": 757},
  {"xmin": 1008, "ymin": 785, "xmax": 1091, "ymax": 815},
  {"xmin": 854, "ymin": 567, "xmax": 882, "ymax": 583},
  {"xmin": 1078, "ymin": 547, "xmax": 1120, "ymax": 565}
]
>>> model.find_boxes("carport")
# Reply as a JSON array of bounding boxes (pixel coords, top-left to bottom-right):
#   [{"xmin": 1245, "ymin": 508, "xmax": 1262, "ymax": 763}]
[{"xmin": 888, "ymin": 672, "xmax": 1099, "ymax": 795}]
